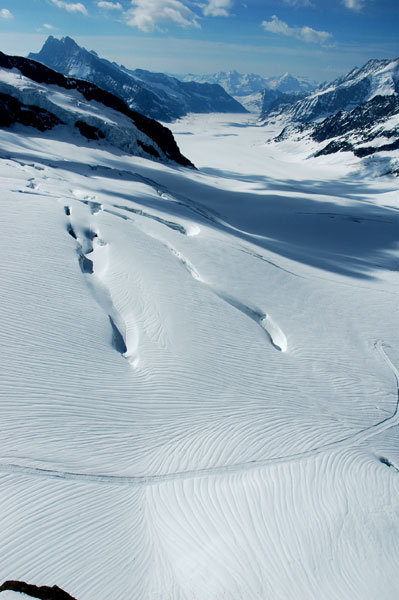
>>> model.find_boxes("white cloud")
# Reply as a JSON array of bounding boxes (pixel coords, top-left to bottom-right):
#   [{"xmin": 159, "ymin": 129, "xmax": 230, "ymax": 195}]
[
  {"xmin": 50, "ymin": 0, "xmax": 88, "ymax": 15},
  {"xmin": 262, "ymin": 15, "xmax": 332, "ymax": 45},
  {"xmin": 125, "ymin": 0, "xmax": 200, "ymax": 32},
  {"xmin": 202, "ymin": 0, "xmax": 233, "ymax": 17},
  {"xmin": 341, "ymin": 0, "xmax": 364, "ymax": 10},
  {"xmin": 43, "ymin": 23, "xmax": 55, "ymax": 29},
  {"xmin": 283, "ymin": 0, "xmax": 314, "ymax": 6},
  {"xmin": 0, "ymin": 8, "xmax": 13, "ymax": 19},
  {"xmin": 97, "ymin": 1, "xmax": 123, "ymax": 9}
]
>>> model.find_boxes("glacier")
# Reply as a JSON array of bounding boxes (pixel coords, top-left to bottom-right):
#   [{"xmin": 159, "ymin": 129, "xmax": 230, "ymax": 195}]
[{"xmin": 0, "ymin": 105, "xmax": 399, "ymax": 600}]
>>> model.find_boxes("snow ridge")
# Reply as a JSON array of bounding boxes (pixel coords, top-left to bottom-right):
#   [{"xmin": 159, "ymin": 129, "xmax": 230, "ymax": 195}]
[{"xmin": 0, "ymin": 50, "xmax": 194, "ymax": 167}]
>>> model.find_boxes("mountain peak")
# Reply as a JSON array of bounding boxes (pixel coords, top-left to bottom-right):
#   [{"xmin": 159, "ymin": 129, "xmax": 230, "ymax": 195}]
[
  {"xmin": 60, "ymin": 36, "xmax": 79, "ymax": 46},
  {"xmin": 37, "ymin": 35, "xmax": 82, "ymax": 59},
  {"xmin": 28, "ymin": 36, "xmax": 247, "ymax": 121}
]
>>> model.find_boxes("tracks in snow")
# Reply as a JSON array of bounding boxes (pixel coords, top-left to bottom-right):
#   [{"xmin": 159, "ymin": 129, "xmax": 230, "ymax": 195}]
[{"xmin": 1, "ymin": 340, "xmax": 397, "ymax": 487}]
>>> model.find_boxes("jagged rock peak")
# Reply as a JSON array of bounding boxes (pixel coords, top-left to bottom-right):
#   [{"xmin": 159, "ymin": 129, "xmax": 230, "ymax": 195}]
[{"xmin": 29, "ymin": 36, "xmax": 247, "ymax": 121}]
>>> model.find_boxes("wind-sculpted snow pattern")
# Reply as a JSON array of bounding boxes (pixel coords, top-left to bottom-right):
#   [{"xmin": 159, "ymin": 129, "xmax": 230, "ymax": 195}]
[{"xmin": 1, "ymin": 113, "xmax": 399, "ymax": 600}]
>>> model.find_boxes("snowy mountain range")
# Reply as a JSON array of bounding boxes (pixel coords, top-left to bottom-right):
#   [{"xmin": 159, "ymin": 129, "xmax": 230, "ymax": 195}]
[
  {"xmin": 180, "ymin": 70, "xmax": 317, "ymax": 97},
  {"xmin": 28, "ymin": 37, "xmax": 247, "ymax": 122},
  {"xmin": 0, "ymin": 51, "xmax": 192, "ymax": 167},
  {"xmin": 262, "ymin": 56, "xmax": 399, "ymax": 122},
  {"xmin": 180, "ymin": 70, "xmax": 317, "ymax": 112},
  {"xmin": 265, "ymin": 56, "xmax": 399, "ymax": 168}
]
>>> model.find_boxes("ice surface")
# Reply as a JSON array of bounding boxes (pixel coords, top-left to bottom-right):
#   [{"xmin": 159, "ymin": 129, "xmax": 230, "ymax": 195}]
[{"xmin": 0, "ymin": 113, "xmax": 399, "ymax": 600}]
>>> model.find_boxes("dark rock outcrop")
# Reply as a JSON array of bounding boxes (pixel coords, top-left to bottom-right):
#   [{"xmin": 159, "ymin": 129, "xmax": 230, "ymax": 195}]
[
  {"xmin": 311, "ymin": 94, "xmax": 399, "ymax": 158},
  {"xmin": 0, "ymin": 92, "xmax": 63, "ymax": 131},
  {"xmin": 354, "ymin": 139, "xmax": 399, "ymax": 157},
  {"xmin": 311, "ymin": 95, "xmax": 399, "ymax": 143},
  {"xmin": 74, "ymin": 120, "xmax": 105, "ymax": 141},
  {"xmin": 0, "ymin": 580, "xmax": 77, "ymax": 600}
]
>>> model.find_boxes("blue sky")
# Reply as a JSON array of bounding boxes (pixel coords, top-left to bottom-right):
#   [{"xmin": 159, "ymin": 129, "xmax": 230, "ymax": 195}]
[{"xmin": 0, "ymin": 0, "xmax": 398, "ymax": 81}]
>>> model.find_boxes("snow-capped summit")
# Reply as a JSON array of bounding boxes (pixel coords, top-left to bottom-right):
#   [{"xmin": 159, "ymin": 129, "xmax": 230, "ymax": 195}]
[
  {"xmin": 266, "ymin": 72, "xmax": 317, "ymax": 94},
  {"xmin": 180, "ymin": 70, "xmax": 270, "ymax": 97},
  {"xmin": 0, "ymin": 51, "xmax": 193, "ymax": 167},
  {"xmin": 180, "ymin": 70, "xmax": 317, "ymax": 97},
  {"xmin": 28, "ymin": 37, "xmax": 247, "ymax": 121}
]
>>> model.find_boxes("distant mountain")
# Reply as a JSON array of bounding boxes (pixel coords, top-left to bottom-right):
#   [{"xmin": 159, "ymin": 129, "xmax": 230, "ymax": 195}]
[
  {"xmin": 28, "ymin": 37, "xmax": 247, "ymax": 122},
  {"xmin": 265, "ymin": 72, "xmax": 317, "ymax": 94},
  {"xmin": 180, "ymin": 71, "xmax": 269, "ymax": 97},
  {"xmin": 265, "ymin": 56, "xmax": 399, "ymax": 168},
  {"xmin": 0, "ymin": 51, "xmax": 193, "ymax": 167},
  {"xmin": 180, "ymin": 70, "xmax": 317, "ymax": 97},
  {"xmin": 262, "ymin": 57, "xmax": 399, "ymax": 122},
  {"xmin": 260, "ymin": 89, "xmax": 308, "ymax": 116}
]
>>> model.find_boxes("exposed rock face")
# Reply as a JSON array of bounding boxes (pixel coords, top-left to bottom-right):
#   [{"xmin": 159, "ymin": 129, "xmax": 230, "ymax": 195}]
[
  {"xmin": 311, "ymin": 94, "xmax": 399, "ymax": 143},
  {"xmin": 74, "ymin": 120, "xmax": 105, "ymax": 141},
  {"xmin": 29, "ymin": 36, "xmax": 247, "ymax": 121},
  {"xmin": 0, "ymin": 581, "xmax": 77, "ymax": 600},
  {"xmin": 0, "ymin": 92, "xmax": 63, "ymax": 130},
  {"xmin": 311, "ymin": 95, "xmax": 399, "ymax": 157},
  {"xmin": 0, "ymin": 51, "xmax": 194, "ymax": 168}
]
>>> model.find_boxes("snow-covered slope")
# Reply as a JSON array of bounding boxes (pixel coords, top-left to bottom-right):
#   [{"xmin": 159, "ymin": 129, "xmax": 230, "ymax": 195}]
[
  {"xmin": 29, "ymin": 37, "xmax": 247, "ymax": 121},
  {"xmin": 262, "ymin": 56, "xmax": 399, "ymax": 122},
  {"xmin": 0, "ymin": 51, "xmax": 193, "ymax": 167},
  {"xmin": 1, "ymin": 110, "xmax": 399, "ymax": 600},
  {"xmin": 272, "ymin": 93, "xmax": 399, "ymax": 169}
]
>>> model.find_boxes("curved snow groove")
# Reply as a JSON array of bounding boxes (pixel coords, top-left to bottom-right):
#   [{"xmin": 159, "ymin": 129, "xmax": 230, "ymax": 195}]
[
  {"xmin": 238, "ymin": 246, "xmax": 302, "ymax": 279},
  {"xmin": 113, "ymin": 204, "xmax": 188, "ymax": 235},
  {"xmin": 1, "ymin": 341, "xmax": 397, "ymax": 487},
  {"xmin": 155, "ymin": 187, "xmax": 221, "ymax": 225},
  {"xmin": 167, "ymin": 244, "xmax": 202, "ymax": 281},
  {"xmin": 165, "ymin": 244, "xmax": 287, "ymax": 352},
  {"xmin": 64, "ymin": 210, "xmax": 130, "ymax": 362},
  {"xmin": 261, "ymin": 314, "xmax": 287, "ymax": 353},
  {"xmin": 214, "ymin": 292, "xmax": 287, "ymax": 352}
]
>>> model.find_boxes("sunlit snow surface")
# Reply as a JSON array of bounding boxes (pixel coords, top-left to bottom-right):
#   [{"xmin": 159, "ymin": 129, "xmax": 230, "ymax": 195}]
[{"xmin": 1, "ymin": 114, "xmax": 399, "ymax": 599}]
